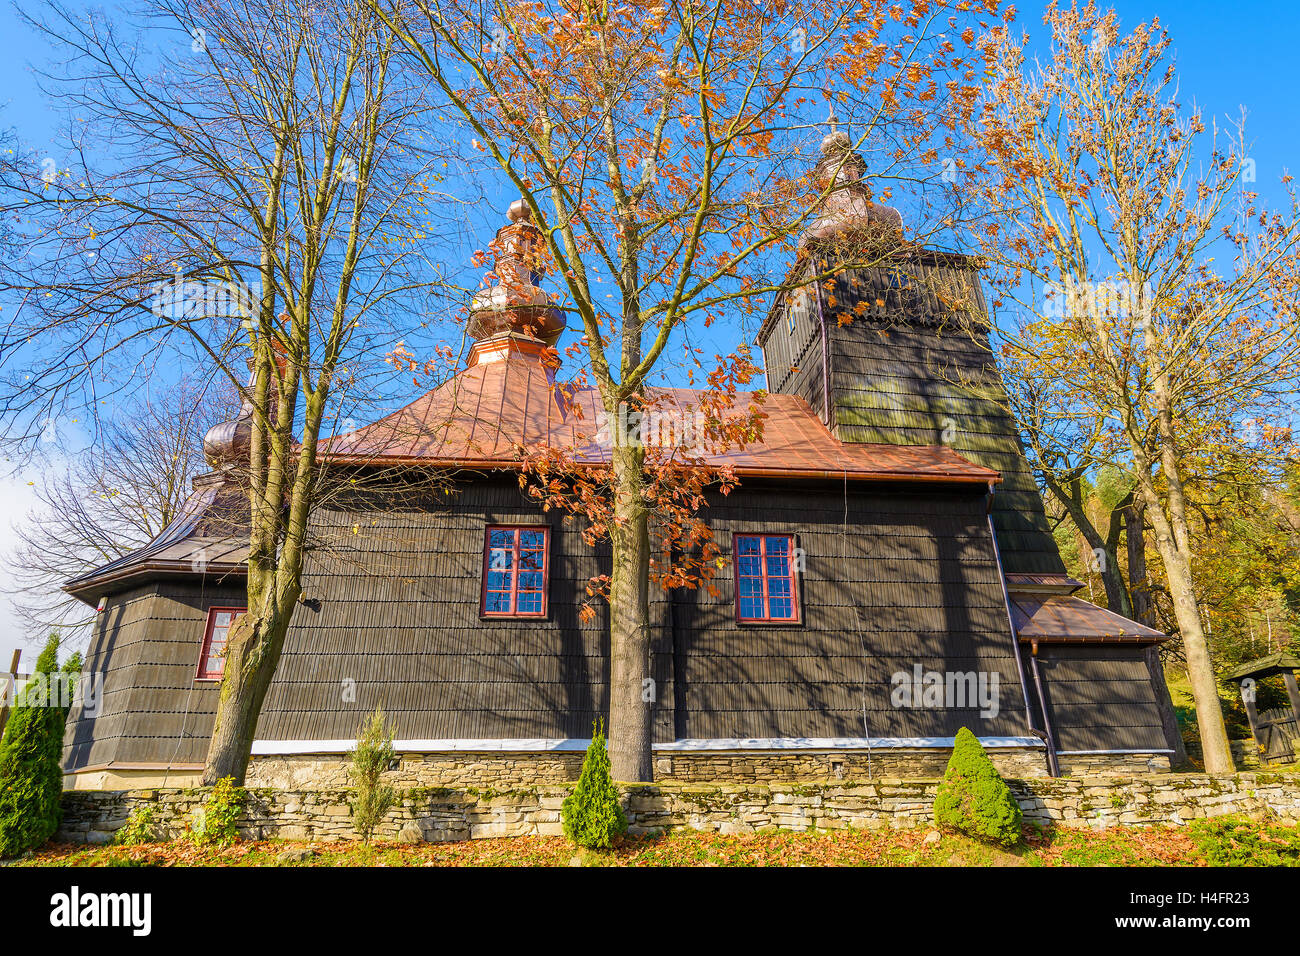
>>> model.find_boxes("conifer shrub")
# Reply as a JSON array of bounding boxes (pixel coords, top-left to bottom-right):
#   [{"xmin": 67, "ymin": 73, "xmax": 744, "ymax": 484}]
[
  {"xmin": 561, "ymin": 720, "xmax": 628, "ymax": 850},
  {"xmin": 0, "ymin": 635, "xmax": 69, "ymax": 857},
  {"xmin": 348, "ymin": 707, "xmax": 398, "ymax": 842},
  {"xmin": 933, "ymin": 727, "xmax": 1023, "ymax": 847}
]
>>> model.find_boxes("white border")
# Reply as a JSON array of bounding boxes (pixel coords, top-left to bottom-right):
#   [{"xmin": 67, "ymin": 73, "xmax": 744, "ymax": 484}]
[
  {"xmin": 250, "ymin": 735, "xmax": 1047, "ymax": 756},
  {"xmin": 1057, "ymin": 748, "xmax": 1175, "ymax": 755}
]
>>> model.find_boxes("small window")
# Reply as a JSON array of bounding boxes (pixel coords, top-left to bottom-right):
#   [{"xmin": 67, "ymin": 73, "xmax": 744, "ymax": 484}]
[
  {"xmin": 197, "ymin": 607, "xmax": 243, "ymax": 680},
  {"xmin": 482, "ymin": 526, "xmax": 550, "ymax": 618},
  {"xmin": 734, "ymin": 533, "xmax": 800, "ymax": 622}
]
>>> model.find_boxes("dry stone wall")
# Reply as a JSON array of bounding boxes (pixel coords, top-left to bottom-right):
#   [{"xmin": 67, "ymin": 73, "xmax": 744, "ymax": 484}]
[
  {"xmin": 244, "ymin": 746, "xmax": 1162, "ymax": 789},
  {"xmin": 59, "ymin": 772, "xmax": 1300, "ymax": 845}
]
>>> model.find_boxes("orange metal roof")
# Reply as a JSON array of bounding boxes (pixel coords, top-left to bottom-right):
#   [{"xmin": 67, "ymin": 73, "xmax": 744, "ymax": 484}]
[
  {"xmin": 1011, "ymin": 594, "xmax": 1167, "ymax": 643},
  {"xmin": 322, "ymin": 352, "xmax": 1000, "ymax": 484}
]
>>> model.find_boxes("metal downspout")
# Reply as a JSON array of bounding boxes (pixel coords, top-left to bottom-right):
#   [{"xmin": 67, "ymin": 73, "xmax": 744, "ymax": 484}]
[
  {"xmin": 986, "ymin": 494, "xmax": 1060, "ymax": 776},
  {"xmin": 1029, "ymin": 640, "xmax": 1061, "ymax": 777}
]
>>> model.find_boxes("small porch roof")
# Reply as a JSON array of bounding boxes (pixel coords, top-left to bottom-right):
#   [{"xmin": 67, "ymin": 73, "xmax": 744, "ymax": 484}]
[{"xmin": 1011, "ymin": 594, "xmax": 1167, "ymax": 644}]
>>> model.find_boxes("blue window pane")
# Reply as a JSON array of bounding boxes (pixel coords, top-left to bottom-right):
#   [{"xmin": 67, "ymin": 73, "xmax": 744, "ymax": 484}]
[
  {"xmin": 739, "ymin": 576, "xmax": 762, "ymax": 597},
  {"xmin": 769, "ymin": 577, "xmax": 791, "ymax": 598},
  {"xmin": 517, "ymin": 592, "xmax": 542, "ymax": 613},
  {"xmin": 518, "ymin": 571, "xmax": 542, "ymax": 591},
  {"xmin": 765, "ymin": 554, "xmax": 790, "ymax": 578},
  {"xmin": 765, "ymin": 536, "xmax": 789, "ymax": 555},
  {"xmin": 489, "ymin": 529, "xmax": 512, "ymax": 549},
  {"xmin": 487, "ymin": 570, "xmax": 511, "ymax": 590},
  {"xmin": 738, "ymin": 555, "xmax": 761, "ymax": 577},
  {"xmin": 740, "ymin": 596, "xmax": 763, "ymax": 618},
  {"xmin": 769, "ymin": 597, "xmax": 793, "ymax": 619},
  {"xmin": 489, "ymin": 547, "xmax": 512, "ymax": 571},
  {"xmin": 520, "ymin": 530, "xmax": 546, "ymax": 550},
  {"xmin": 485, "ymin": 591, "xmax": 511, "ymax": 614},
  {"xmin": 737, "ymin": 536, "xmax": 760, "ymax": 555}
]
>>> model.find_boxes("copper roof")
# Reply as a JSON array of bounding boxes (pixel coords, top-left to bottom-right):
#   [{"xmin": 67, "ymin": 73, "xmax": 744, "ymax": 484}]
[
  {"xmin": 1011, "ymin": 594, "xmax": 1167, "ymax": 644},
  {"xmin": 321, "ymin": 352, "xmax": 1000, "ymax": 484}
]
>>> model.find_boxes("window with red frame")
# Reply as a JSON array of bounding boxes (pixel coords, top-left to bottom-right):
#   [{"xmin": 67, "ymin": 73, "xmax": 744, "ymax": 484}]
[
  {"xmin": 197, "ymin": 607, "xmax": 243, "ymax": 680},
  {"xmin": 734, "ymin": 534, "xmax": 799, "ymax": 622},
  {"xmin": 482, "ymin": 526, "xmax": 549, "ymax": 617}
]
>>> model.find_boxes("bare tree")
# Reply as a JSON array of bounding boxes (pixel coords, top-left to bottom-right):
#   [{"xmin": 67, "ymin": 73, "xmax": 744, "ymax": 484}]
[
  {"xmin": 0, "ymin": 0, "xmax": 462, "ymax": 783},
  {"xmin": 4, "ymin": 379, "xmax": 237, "ymax": 643}
]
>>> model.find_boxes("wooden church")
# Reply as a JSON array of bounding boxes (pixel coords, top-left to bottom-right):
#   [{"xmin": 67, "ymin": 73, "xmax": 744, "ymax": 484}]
[{"xmin": 60, "ymin": 130, "xmax": 1183, "ymax": 789}]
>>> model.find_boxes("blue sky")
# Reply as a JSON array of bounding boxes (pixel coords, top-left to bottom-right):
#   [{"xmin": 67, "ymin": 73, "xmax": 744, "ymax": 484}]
[{"xmin": 0, "ymin": 0, "xmax": 1298, "ymax": 668}]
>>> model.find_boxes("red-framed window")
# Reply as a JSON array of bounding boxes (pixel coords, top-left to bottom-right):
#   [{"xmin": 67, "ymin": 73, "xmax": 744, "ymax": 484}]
[
  {"xmin": 197, "ymin": 607, "xmax": 243, "ymax": 680},
  {"xmin": 481, "ymin": 526, "xmax": 550, "ymax": 618},
  {"xmin": 734, "ymin": 533, "xmax": 800, "ymax": 623}
]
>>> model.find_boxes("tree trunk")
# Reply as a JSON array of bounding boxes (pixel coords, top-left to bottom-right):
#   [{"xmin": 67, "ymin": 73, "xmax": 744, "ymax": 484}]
[
  {"xmin": 1137, "ymin": 481, "xmax": 1234, "ymax": 773},
  {"xmin": 202, "ymin": 589, "xmax": 296, "ymax": 784},
  {"xmin": 1124, "ymin": 498, "xmax": 1156, "ymax": 628},
  {"xmin": 606, "ymin": 444, "xmax": 654, "ymax": 782},
  {"xmin": 1046, "ymin": 475, "xmax": 1132, "ymax": 616}
]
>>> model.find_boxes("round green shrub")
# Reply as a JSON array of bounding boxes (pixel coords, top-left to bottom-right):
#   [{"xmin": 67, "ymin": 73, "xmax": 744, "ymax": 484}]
[
  {"xmin": 561, "ymin": 721, "xmax": 628, "ymax": 850},
  {"xmin": 933, "ymin": 727, "xmax": 1023, "ymax": 847}
]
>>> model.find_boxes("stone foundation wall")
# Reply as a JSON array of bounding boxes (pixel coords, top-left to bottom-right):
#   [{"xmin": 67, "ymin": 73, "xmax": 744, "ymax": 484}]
[
  {"xmin": 244, "ymin": 746, "xmax": 1088, "ymax": 789},
  {"xmin": 58, "ymin": 771, "xmax": 1300, "ymax": 846},
  {"xmin": 1056, "ymin": 753, "xmax": 1172, "ymax": 775}
]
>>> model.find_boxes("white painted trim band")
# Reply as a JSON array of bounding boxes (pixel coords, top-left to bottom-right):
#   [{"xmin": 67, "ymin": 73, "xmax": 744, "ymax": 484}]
[
  {"xmin": 1056, "ymin": 749, "xmax": 1175, "ymax": 755},
  {"xmin": 656, "ymin": 736, "xmax": 1045, "ymax": 751},
  {"xmin": 250, "ymin": 735, "xmax": 1047, "ymax": 756}
]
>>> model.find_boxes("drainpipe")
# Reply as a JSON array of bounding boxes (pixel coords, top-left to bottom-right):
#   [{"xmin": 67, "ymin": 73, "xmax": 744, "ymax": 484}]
[
  {"xmin": 1028, "ymin": 640, "xmax": 1061, "ymax": 777},
  {"xmin": 810, "ymin": 261, "xmax": 832, "ymax": 426},
  {"xmin": 986, "ymin": 495, "xmax": 1060, "ymax": 776}
]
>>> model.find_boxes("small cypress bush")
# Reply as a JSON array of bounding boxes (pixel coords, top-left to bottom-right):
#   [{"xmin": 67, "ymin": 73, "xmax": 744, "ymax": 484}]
[
  {"xmin": 561, "ymin": 720, "xmax": 627, "ymax": 850},
  {"xmin": 348, "ymin": 708, "xmax": 397, "ymax": 842},
  {"xmin": 933, "ymin": 727, "xmax": 1023, "ymax": 847},
  {"xmin": 0, "ymin": 635, "xmax": 69, "ymax": 857}
]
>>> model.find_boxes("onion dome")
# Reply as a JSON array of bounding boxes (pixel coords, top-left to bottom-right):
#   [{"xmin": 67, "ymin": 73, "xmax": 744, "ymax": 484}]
[
  {"xmin": 800, "ymin": 116, "xmax": 903, "ymax": 251},
  {"xmin": 203, "ymin": 355, "xmax": 256, "ymax": 471},
  {"xmin": 467, "ymin": 199, "xmax": 564, "ymax": 366},
  {"xmin": 203, "ymin": 322, "xmax": 290, "ymax": 470}
]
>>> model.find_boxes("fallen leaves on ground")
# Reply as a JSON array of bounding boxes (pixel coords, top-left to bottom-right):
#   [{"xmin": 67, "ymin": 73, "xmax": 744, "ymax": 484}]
[{"xmin": 11, "ymin": 821, "xmax": 1276, "ymax": 868}]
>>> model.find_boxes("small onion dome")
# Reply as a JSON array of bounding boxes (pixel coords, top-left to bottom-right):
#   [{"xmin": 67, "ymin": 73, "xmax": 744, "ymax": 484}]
[
  {"xmin": 203, "ymin": 356, "xmax": 257, "ymax": 471},
  {"xmin": 800, "ymin": 124, "xmax": 903, "ymax": 251},
  {"xmin": 202, "ymin": 416, "xmax": 252, "ymax": 470},
  {"xmin": 468, "ymin": 199, "xmax": 565, "ymax": 350}
]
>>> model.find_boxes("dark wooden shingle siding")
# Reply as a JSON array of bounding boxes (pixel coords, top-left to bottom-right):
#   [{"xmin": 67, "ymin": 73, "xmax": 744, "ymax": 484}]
[
  {"xmin": 759, "ymin": 257, "xmax": 1067, "ymax": 577},
  {"xmin": 64, "ymin": 477, "xmax": 1170, "ymax": 768},
  {"xmin": 63, "ymin": 582, "xmax": 241, "ymax": 768},
  {"xmin": 674, "ymin": 483, "xmax": 1030, "ymax": 739},
  {"xmin": 255, "ymin": 478, "xmax": 675, "ymax": 742},
  {"xmin": 1026, "ymin": 645, "xmax": 1171, "ymax": 751}
]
